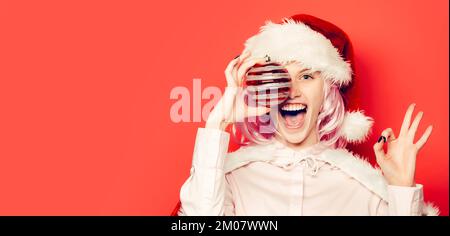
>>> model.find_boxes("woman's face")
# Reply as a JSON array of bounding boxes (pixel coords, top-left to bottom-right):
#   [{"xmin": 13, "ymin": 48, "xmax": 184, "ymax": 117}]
[{"xmin": 274, "ymin": 62, "xmax": 325, "ymax": 148}]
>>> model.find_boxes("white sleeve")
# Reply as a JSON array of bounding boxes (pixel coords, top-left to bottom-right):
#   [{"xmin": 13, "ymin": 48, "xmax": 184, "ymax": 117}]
[
  {"xmin": 177, "ymin": 128, "xmax": 231, "ymax": 216},
  {"xmin": 386, "ymin": 184, "xmax": 424, "ymax": 216},
  {"xmin": 372, "ymin": 184, "xmax": 427, "ymax": 216}
]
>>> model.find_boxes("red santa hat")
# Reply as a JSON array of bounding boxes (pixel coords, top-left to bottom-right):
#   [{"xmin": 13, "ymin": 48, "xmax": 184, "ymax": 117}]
[{"xmin": 243, "ymin": 14, "xmax": 373, "ymax": 143}]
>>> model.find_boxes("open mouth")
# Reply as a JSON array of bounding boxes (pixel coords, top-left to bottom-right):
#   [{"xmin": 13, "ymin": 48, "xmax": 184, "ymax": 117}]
[{"xmin": 279, "ymin": 103, "xmax": 307, "ymax": 129}]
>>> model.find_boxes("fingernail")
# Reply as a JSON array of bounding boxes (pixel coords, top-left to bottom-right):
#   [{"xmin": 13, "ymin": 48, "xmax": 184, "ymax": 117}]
[{"xmin": 377, "ymin": 136, "xmax": 386, "ymax": 143}]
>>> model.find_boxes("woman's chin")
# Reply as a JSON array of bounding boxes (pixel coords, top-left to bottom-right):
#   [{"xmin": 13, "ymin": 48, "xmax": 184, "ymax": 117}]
[
  {"xmin": 283, "ymin": 135, "xmax": 306, "ymax": 145},
  {"xmin": 278, "ymin": 121, "xmax": 310, "ymax": 144}
]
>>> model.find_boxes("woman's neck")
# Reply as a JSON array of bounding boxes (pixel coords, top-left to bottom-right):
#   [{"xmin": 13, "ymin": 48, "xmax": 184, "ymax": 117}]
[{"xmin": 275, "ymin": 129, "xmax": 320, "ymax": 152}]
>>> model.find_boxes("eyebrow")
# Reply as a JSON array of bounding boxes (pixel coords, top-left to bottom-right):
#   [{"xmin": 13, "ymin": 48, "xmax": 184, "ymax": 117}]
[{"xmin": 295, "ymin": 68, "xmax": 311, "ymax": 76}]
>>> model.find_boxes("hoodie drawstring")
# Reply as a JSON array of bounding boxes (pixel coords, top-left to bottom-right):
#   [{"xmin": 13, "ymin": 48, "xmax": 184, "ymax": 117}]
[{"xmin": 275, "ymin": 154, "xmax": 320, "ymax": 177}]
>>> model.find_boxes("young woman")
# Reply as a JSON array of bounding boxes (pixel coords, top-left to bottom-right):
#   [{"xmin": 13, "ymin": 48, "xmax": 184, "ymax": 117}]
[{"xmin": 174, "ymin": 14, "xmax": 438, "ymax": 216}]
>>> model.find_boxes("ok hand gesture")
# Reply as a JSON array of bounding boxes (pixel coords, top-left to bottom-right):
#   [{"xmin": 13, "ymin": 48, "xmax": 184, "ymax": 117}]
[{"xmin": 373, "ymin": 104, "xmax": 433, "ymax": 187}]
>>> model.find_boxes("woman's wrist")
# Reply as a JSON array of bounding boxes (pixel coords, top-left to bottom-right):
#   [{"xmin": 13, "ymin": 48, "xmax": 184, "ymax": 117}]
[
  {"xmin": 205, "ymin": 87, "xmax": 237, "ymax": 131},
  {"xmin": 386, "ymin": 177, "xmax": 416, "ymax": 187},
  {"xmin": 205, "ymin": 117, "xmax": 229, "ymax": 131}
]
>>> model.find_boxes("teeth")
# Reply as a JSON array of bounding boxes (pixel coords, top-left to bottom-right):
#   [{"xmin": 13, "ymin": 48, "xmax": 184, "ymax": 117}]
[{"xmin": 281, "ymin": 103, "xmax": 307, "ymax": 111}]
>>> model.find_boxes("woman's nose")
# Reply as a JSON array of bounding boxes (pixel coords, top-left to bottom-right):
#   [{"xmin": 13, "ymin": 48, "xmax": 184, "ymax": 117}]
[{"xmin": 289, "ymin": 81, "xmax": 302, "ymax": 99}]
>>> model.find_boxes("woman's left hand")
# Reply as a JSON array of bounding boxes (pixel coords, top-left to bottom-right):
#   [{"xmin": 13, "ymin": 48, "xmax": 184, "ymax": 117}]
[{"xmin": 373, "ymin": 103, "xmax": 433, "ymax": 187}]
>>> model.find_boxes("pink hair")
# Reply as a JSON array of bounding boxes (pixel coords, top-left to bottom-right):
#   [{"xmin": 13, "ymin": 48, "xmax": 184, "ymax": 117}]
[
  {"xmin": 231, "ymin": 80, "xmax": 347, "ymax": 149},
  {"xmin": 316, "ymin": 82, "xmax": 347, "ymax": 148}
]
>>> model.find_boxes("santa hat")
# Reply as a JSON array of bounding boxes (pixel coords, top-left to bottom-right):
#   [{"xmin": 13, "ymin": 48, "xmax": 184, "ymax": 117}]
[{"xmin": 243, "ymin": 14, "xmax": 373, "ymax": 143}]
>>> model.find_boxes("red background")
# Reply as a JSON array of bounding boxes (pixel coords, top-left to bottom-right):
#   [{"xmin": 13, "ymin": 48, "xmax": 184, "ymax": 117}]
[{"xmin": 0, "ymin": 0, "xmax": 448, "ymax": 215}]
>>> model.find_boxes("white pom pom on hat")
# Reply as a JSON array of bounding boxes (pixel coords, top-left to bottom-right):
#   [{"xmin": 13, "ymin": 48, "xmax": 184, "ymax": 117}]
[
  {"xmin": 341, "ymin": 111, "xmax": 374, "ymax": 142},
  {"xmin": 243, "ymin": 14, "xmax": 373, "ymax": 142}
]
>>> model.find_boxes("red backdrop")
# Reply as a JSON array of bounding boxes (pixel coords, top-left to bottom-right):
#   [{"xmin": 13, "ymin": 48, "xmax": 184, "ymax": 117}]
[{"xmin": 0, "ymin": 0, "xmax": 448, "ymax": 215}]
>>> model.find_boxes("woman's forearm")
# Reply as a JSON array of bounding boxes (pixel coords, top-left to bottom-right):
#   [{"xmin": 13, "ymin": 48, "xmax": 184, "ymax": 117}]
[{"xmin": 178, "ymin": 128, "xmax": 230, "ymax": 215}]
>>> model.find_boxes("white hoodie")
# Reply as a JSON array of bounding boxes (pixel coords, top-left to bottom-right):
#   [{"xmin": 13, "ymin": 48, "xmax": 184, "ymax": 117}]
[{"xmin": 177, "ymin": 128, "xmax": 439, "ymax": 216}]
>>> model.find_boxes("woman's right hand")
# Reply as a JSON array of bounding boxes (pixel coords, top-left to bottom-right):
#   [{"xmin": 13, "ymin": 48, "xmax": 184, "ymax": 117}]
[{"xmin": 205, "ymin": 51, "xmax": 271, "ymax": 130}]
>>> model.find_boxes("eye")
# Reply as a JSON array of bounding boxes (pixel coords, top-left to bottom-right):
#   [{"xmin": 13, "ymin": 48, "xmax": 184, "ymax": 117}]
[{"xmin": 300, "ymin": 74, "xmax": 313, "ymax": 80}]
